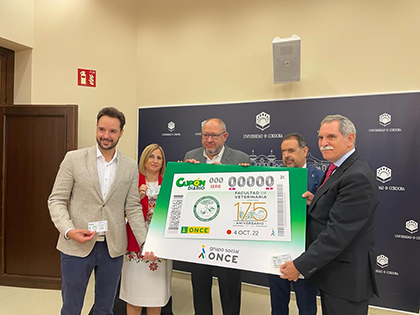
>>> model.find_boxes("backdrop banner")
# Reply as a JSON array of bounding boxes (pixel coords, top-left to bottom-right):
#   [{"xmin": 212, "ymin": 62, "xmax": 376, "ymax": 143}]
[{"xmin": 138, "ymin": 92, "xmax": 420, "ymax": 313}]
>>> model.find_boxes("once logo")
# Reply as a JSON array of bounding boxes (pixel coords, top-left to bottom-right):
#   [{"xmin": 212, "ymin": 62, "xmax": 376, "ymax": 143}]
[
  {"xmin": 379, "ymin": 113, "xmax": 391, "ymax": 127},
  {"xmin": 406, "ymin": 220, "xmax": 418, "ymax": 234},
  {"xmin": 198, "ymin": 245, "xmax": 206, "ymax": 259},
  {"xmin": 181, "ymin": 226, "xmax": 210, "ymax": 234},
  {"xmin": 193, "ymin": 196, "xmax": 220, "ymax": 222},
  {"xmin": 376, "ymin": 166, "xmax": 392, "ymax": 183},
  {"xmin": 376, "ymin": 254, "xmax": 388, "ymax": 268},
  {"xmin": 256, "ymin": 112, "xmax": 271, "ymax": 131},
  {"xmin": 208, "ymin": 252, "xmax": 238, "ymax": 264},
  {"xmin": 168, "ymin": 121, "xmax": 175, "ymax": 132}
]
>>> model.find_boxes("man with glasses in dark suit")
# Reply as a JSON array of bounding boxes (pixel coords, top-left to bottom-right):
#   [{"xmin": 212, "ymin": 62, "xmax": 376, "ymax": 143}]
[{"xmin": 184, "ymin": 118, "xmax": 250, "ymax": 315}]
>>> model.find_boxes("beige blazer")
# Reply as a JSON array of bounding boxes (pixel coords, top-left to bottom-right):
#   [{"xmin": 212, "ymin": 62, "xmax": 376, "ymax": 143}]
[{"xmin": 48, "ymin": 146, "xmax": 147, "ymax": 258}]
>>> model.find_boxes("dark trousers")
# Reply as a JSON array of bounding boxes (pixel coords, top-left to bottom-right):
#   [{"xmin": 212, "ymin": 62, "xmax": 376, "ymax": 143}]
[
  {"xmin": 191, "ymin": 263, "xmax": 241, "ymax": 315},
  {"xmin": 61, "ymin": 241, "xmax": 123, "ymax": 315},
  {"xmin": 268, "ymin": 275, "xmax": 317, "ymax": 315},
  {"xmin": 320, "ymin": 290, "xmax": 369, "ymax": 315}
]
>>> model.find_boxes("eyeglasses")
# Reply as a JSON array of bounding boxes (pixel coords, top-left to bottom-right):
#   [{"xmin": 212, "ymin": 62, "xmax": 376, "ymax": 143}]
[{"xmin": 201, "ymin": 131, "xmax": 226, "ymax": 140}]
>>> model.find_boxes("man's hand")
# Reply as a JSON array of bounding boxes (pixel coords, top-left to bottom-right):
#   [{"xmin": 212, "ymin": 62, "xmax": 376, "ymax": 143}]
[
  {"xmin": 302, "ymin": 191, "xmax": 314, "ymax": 206},
  {"xmin": 139, "ymin": 184, "xmax": 147, "ymax": 200},
  {"xmin": 280, "ymin": 260, "xmax": 301, "ymax": 281},
  {"xmin": 67, "ymin": 229, "xmax": 96, "ymax": 244},
  {"xmin": 238, "ymin": 163, "xmax": 250, "ymax": 166},
  {"xmin": 184, "ymin": 159, "xmax": 200, "ymax": 164},
  {"xmin": 144, "ymin": 251, "xmax": 158, "ymax": 261}
]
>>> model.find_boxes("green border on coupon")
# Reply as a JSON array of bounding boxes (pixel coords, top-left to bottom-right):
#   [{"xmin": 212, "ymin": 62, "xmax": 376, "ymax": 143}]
[{"xmin": 150, "ymin": 162, "xmax": 308, "ymax": 246}]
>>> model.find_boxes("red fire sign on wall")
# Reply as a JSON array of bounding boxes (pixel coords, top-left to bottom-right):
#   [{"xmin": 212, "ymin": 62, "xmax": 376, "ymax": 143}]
[{"xmin": 78, "ymin": 68, "xmax": 96, "ymax": 87}]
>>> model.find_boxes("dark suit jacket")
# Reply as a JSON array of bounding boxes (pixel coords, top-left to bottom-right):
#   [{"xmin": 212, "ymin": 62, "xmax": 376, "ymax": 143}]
[
  {"xmin": 307, "ymin": 165, "xmax": 324, "ymax": 194},
  {"xmin": 184, "ymin": 145, "xmax": 250, "ymax": 164},
  {"xmin": 294, "ymin": 150, "xmax": 379, "ymax": 302}
]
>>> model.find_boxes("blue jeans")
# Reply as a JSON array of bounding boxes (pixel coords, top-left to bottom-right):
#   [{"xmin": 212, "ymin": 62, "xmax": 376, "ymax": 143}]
[{"xmin": 61, "ymin": 241, "xmax": 123, "ymax": 315}]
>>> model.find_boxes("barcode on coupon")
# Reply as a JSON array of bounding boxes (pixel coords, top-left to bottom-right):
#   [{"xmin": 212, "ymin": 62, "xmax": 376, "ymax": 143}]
[
  {"xmin": 167, "ymin": 195, "xmax": 183, "ymax": 233},
  {"xmin": 277, "ymin": 184, "xmax": 284, "ymax": 236}
]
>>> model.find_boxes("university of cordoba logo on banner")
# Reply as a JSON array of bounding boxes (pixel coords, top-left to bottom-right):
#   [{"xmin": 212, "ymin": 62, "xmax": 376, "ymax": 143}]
[
  {"xmin": 376, "ymin": 166, "xmax": 392, "ymax": 183},
  {"xmin": 379, "ymin": 113, "xmax": 391, "ymax": 127},
  {"xmin": 376, "ymin": 254, "xmax": 388, "ymax": 268},
  {"xmin": 256, "ymin": 112, "xmax": 270, "ymax": 131},
  {"xmin": 406, "ymin": 220, "xmax": 418, "ymax": 234},
  {"xmin": 168, "ymin": 121, "xmax": 176, "ymax": 132}
]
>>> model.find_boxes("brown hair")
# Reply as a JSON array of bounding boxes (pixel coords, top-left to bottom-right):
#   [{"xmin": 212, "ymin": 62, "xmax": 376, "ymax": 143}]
[{"xmin": 97, "ymin": 107, "xmax": 126, "ymax": 130}]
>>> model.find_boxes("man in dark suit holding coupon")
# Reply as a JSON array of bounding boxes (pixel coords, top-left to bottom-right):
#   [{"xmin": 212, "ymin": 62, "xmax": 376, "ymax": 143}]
[
  {"xmin": 280, "ymin": 115, "xmax": 379, "ymax": 315},
  {"xmin": 268, "ymin": 133, "xmax": 323, "ymax": 315},
  {"xmin": 184, "ymin": 118, "xmax": 250, "ymax": 315}
]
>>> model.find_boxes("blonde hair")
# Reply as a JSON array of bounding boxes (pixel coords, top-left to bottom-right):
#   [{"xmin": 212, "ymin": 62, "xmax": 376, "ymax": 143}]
[{"xmin": 139, "ymin": 143, "xmax": 166, "ymax": 176}]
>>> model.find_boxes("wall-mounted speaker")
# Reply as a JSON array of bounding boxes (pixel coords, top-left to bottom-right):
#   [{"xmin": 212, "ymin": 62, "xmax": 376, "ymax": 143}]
[{"xmin": 272, "ymin": 35, "xmax": 301, "ymax": 84}]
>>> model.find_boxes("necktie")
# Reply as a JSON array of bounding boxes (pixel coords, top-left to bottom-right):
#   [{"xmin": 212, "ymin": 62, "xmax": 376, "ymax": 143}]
[{"xmin": 321, "ymin": 163, "xmax": 337, "ymax": 186}]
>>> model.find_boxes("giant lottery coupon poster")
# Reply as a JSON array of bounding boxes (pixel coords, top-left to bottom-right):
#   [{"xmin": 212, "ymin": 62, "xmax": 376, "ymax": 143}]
[{"xmin": 143, "ymin": 162, "xmax": 307, "ymax": 275}]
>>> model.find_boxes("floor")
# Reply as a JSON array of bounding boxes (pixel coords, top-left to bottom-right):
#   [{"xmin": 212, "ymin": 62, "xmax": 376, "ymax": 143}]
[{"xmin": 0, "ymin": 271, "xmax": 412, "ymax": 315}]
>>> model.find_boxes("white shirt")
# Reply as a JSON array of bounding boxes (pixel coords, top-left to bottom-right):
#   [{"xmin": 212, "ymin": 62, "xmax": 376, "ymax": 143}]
[
  {"xmin": 204, "ymin": 145, "xmax": 225, "ymax": 164},
  {"xmin": 330, "ymin": 148, "xmax": 356, "ymax": 175},
  {"xmin": 64, "ymin": 145, "xmax": 118, "ymax": 239},
  {"xmin": 333, "ymin": 148, "xmax": 355, "ymax": 168},
  {"xmin": 96, "ymin": 145, "xmax": 118, "ymax": 200}
]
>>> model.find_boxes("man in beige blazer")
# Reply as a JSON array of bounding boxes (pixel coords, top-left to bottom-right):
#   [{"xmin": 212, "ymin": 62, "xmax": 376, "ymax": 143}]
[{"xmin": 48, "ymin": 107, "xmax": 147, "ymax": 315}]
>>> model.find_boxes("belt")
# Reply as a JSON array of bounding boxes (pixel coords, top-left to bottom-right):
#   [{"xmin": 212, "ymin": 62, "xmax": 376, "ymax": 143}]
[{"xmin": 96, "ymin": 235, "xmax": 106, "ymax": 242}]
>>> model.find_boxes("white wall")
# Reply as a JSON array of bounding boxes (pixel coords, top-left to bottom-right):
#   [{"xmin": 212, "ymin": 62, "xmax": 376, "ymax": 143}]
[
  {"xmin": 136, "ymin": 0, "xmax": 420, "ymax": 107},
  {"xmin": 0, "ymin": 0, "xmax": 34, "ymax": 48},
  {"xmin": 2, "ymin": 0, "xmax": 420, "ymax": 159},
  {"xmin": 31, "ymin": 0, "xmax": 139, "ymax": 155},
  {"xmin": 0, "ymin": 0, "xmax": 34, "ymax": 104}
]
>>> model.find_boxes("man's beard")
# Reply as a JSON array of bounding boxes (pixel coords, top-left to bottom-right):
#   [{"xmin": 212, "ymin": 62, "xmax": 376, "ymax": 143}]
[
  {"xmin": 96, "ymin": 137, "xmax": 119, "ymax": 151},
  {"xmin": 284, "ymin": 158, "xmax": 296, "ymax": 167},
  {"xmin": 205, "ymin": 146, "xmax": 222, "ymax": 156}
]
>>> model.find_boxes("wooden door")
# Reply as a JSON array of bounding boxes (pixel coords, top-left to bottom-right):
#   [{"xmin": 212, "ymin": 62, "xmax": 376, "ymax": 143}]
[
  {"xmin": 0, "ymin": 105, "xmax": 78, "ymax": 289},
  {"xmin": 0, "ymin": 46, "xmax": 14, "ymax": 105}
]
